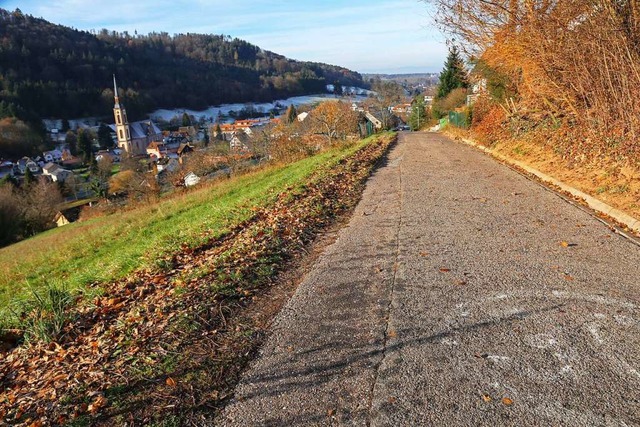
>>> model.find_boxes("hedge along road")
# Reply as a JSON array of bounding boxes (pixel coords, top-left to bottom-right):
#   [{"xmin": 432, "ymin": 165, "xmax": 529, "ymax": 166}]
[{"xmin": 219, "ymin": 132, "xmax": 640, "ymax": 426}]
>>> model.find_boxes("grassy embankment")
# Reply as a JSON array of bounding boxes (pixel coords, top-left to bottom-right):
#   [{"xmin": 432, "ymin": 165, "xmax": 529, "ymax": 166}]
[
  {"xmin": 0, "ymin": 137, "xmax": 375, "ymax": 324},
  {"xmin": 0, "ymin": 132, "xmax": 396, "ymax": 425}
]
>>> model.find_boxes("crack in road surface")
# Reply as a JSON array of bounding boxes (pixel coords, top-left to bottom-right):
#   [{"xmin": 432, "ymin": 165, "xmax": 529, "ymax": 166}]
[
  {"xmin": 218, "ymin": 132, "xmax": 640, "ymax": 427},
  {"xmin": 366, "ymin": 152, "xmax": 403, "ymax": 427}
]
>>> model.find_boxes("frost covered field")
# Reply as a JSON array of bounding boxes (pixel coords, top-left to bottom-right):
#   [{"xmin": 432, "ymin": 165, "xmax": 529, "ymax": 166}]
[
  {"xmin": 43, "ymin": 87, "xmax": 372, "ymax": 130},
  {"xmin": 150, "ymin": 87, "xmax": 372, "ymax": 122}
]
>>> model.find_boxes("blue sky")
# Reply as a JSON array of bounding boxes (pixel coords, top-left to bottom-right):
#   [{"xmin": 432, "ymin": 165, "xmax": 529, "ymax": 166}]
[{"xmin": 2, "ymin": 0, "xmax": 447, "ymax": 74}]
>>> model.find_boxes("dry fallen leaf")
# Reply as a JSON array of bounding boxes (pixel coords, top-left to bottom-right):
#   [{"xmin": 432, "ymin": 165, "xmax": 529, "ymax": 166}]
[
  {"xmin": 327, "ymin": 409, "xmax": 336, "ymax": 416},
  {"xmin": 166, "ymin": 377, "xmax": 177, "ymax": 387},
  {"xmin": 439, "ymin": 268, "xmax": 451, "ymax": 273},
  {"xmin": 482, "ymin": 394, "xmax": 492, "ymax": 403},
  {"xmin": 502, "ymin": 397, "xmax": 514, "ymax": 406},
  {"xmin": 560, "ymin": 241, "xmax": 569, "ymax": 248},
  {"xmin": 88, "ymin": 396, "xmax": 107, "ymax": 414}
]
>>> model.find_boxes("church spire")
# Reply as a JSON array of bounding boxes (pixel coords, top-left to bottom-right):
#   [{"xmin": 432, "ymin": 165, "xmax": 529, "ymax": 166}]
[
  {"xmin": 113, "ymin": 75, "xmax": 133, "ymax": 154},
  {"xmin": 113, "ymin": 74, "xmax": 120, "ymax": 107}
]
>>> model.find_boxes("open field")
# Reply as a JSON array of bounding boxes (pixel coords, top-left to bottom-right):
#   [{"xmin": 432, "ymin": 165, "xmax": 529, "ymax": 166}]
[{"xmin": 0, "ymin": 138, "xmax": 373, "ymax": 321}]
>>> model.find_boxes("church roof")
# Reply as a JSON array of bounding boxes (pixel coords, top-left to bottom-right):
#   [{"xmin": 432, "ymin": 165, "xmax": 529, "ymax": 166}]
[
  {"xmin": 108, "ymin": 121, "xmax": 162, "ymax": 139},
  {"xmin": 130, "ymin": 121, "xmax": 162, "ymax": 139}
]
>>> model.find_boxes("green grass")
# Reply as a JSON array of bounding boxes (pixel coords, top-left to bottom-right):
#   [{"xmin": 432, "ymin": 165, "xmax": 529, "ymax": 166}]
[{"xmin": 0, "ymin": 139, "xmax": 372, "ymax": 322}]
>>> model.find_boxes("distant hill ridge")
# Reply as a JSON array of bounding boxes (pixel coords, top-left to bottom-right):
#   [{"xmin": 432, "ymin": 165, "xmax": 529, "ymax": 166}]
[{"xmin": 0, "ymin": 8, "xmax": 367, "ymax": 122}]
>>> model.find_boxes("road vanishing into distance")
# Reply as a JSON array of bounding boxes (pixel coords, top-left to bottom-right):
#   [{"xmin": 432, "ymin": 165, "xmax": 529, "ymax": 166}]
[{"xmin": 219, "ymin": 132, "xmax": 640, "ymax": 426}]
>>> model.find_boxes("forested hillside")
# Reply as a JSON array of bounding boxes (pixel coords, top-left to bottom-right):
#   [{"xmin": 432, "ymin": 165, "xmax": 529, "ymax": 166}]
[{"xmin": 0, "ymin": 8, "xmax": 365, "ymax": 124}]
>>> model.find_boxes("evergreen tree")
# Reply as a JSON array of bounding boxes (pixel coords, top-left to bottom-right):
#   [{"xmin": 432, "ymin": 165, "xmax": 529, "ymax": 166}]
[
  {"xmin": 23, "ymin": 168, "xmax": 35, "ymax": 187},
  {"xmin": 203, "ymin": 127, "xmax": 210, "ymax": 146},
  {"xmin": 214, "ymin": 123, "xmax": 223, "ymax": 141},
  {"xmin": 182, "ymin": 112, "xmax": 191, "ymax": 127},
  {"xmin": 285, "ymin": 104, "xmax": 297, "ymax": 123},
  {"xmin": 0, "ymin": 174, "xmax": 18, "ymax": 188},
  {"xmin": 60, "ymin": 119, "xmax": 70, "ymax": 132},
  {"xmin": 0, "ymin": 101, "xmax": 16, "ymax": 119},
  {"xmin": 77, "ymin": 129, "xmax": 94, "ymax": 164},
  {"xmin": 436, "ymin": 46, "xmax": 468, "ymax": 100},
  {"xmin": 97, "ymin": 123, "xmax": 112, "ymax": 149},
  {"xmin": 333, "ymin": 81, "xmax": 343, "ymax": 96},
  {"xmin": 65, "ymin": 131, "xmax": 77, "ymax": 155}
]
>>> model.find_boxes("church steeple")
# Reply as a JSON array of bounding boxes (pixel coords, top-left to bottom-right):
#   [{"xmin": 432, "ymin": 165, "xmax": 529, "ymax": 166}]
[
  {"xmin": 113, "ymin": 74, "xmax": 121, "ymax": 108},
  {"xmin": 112, "ymin": 75, "xmax": 133, "ymax": 154}
]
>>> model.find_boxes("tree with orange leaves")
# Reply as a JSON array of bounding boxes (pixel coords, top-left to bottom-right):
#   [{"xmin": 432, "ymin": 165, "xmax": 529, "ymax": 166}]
[{"xmin": 310, "ymin": 101, "xmax": 359, "ymax": 144}]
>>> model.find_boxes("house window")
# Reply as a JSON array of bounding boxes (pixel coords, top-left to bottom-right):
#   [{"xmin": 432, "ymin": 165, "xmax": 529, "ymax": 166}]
[
  {"xmin": 116, "ymin": 112, "xmax": 121, "ymax": 124},
  {"xmin": 126, "ymin": 129, "xmax": 130, "ymax": 139},
  {"xmin": 119, "ymin": 129, "xmax": 123, "ymax": 139}
]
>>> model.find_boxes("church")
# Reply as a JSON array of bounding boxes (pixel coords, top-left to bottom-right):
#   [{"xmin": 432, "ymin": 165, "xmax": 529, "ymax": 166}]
[{"xmin": 110, "ymin": 76, "xmax": 162, "ymax": 155}]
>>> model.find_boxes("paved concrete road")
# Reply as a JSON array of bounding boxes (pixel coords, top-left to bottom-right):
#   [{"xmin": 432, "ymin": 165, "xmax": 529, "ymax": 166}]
[{"xmin": 219, "ymin": 132, "xmax": 640, "ymax": 426}]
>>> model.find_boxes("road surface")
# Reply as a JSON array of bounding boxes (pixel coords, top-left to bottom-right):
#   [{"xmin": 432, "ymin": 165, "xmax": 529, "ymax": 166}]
[{"xmin": 219, "ymin": 132, "xmax": 640, "ymax": 426}]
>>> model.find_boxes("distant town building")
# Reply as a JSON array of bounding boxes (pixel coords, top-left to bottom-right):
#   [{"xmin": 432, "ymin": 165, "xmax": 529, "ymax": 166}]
[
  {"xmin": 42, "ymin": 163, "xmax": 73, "ymax": 182},
  {"xmin": 0, "ymin": 161, "xmax": 13, "ymax": 179},
  {"xmin": 17, "ymin": 157, "xmax": 40, "ymax": 175},
  {"xmin": 184, "ymin": 172, "xmax": 201, "ymax": 187},
  {"xmin": 43, "ymin": 149, "xmax": 63, "ymax": 163}
]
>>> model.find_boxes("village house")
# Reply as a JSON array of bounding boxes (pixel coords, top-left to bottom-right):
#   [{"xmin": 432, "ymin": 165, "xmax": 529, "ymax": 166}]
[
  {"xmin": 43, "ymin": 149, "xmax": 63, "ymax": 163},
  {"xmin": 177, "ymin": 143, "xmax": 194, "ymax": 158},
  {"xmin": 390, "ymin": 103, "xmax": 413, "ymax": 114},
  {"xmin": 51, "ymin": 145, "xmax": 75, "ymax": 162},
  {"xmin": 184, "ymin": 171, "xmax": 201, "ymax": 187},
  {"xmin": 95, "ymin": 150, "xmax": 120, "ymax": 163},
  {"xmin": 16, "ymin": 157, "xmax": 40, "ymax": 175},
  {"xmin": 229, "ymin": 132, "xmax": 251, "ymax": 152},
  {"xmin": 0, "ymin": 161, "xmax": 13, "ymax": 179},
  {"xmin": 467, "ymin": 77, "xmax": 488, "ymax": 106},
  {"xmin": 364, "ymin": 111, "xmax": 383, "ymax": 130},
  {"xmin": 178, "ymin": 126, "xmax": 197, "ymax": 138},
  {"xmin": 163, "ymin": 133, "xmax": 187, "ymax": 148},
  {"xmin": 53, "ymin": 207, "xmax": 82, "ymax": 227},
  {"xmin": 42, "ymin": 163, "xmax": 73, "ymax": 183},
  {"xmin": 146, "ymin": 141, "xmax": 170, "ymax": 160},
  {"xmin": 156, "ymin": 157, "xmax": 180, "ymax": 174}
]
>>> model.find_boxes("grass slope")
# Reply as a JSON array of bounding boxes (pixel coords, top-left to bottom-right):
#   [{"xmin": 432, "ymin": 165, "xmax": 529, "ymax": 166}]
[
  {"xmin": 0, "ymin": 140, "xmax": 369, "ymax": 323},
  {"xmin": 0, "ymin": 133, "xmax": 396, "ymax": 425}
]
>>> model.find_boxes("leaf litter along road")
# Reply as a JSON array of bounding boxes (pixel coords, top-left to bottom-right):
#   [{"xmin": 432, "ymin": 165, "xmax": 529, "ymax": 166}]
[
  {"xmin": 0, "ymin": 134, "xmax": 396, "ymax": 425},
  {"xmin": 220, "ymin": 132, "xmax": 640, "ymax": 426}
]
